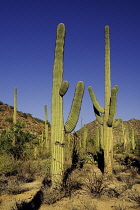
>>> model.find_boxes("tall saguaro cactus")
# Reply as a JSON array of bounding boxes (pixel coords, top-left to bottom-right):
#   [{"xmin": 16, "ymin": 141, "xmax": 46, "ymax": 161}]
[
  {"xmin": 51, "ymin": 23, "xmax": 84, "ymax": 187},
  {"xmin": 88, "ymin": 26, "xmax": 122, "ymax": 175},
  {"xmin": 13, "ymin": 88, "xmax": 17, "ymax": 124}
]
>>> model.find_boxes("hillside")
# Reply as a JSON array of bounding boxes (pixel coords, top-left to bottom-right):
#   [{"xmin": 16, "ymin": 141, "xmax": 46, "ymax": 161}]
[
  {"xmin": 0, "ymin": 102, "xmax": 47, "ymax": 137},
  {"xmin": 0, "ymin": 101, "xmax": 140, "ymax": 145},
  {"xmin": 76, "ymin": 118, "xmax": 140, "ymax": 145}
]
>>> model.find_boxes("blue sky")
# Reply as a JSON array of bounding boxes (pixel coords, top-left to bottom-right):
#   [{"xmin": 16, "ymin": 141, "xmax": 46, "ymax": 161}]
[{"xmin": 0, "ymin": 0, "xmax": 140, "ymax": 131}]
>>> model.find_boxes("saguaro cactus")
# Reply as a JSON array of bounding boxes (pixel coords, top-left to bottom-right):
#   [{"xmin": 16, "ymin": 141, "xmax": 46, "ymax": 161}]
[
  {"xmin": 51, "ymin": 23, "xmax": 84, "ymax": 187},
  {"xmin": 88, "ymin": 26, "xmax": 122, "ymax": 175},
  {"xmin": 13, "ymin": 88, "xmax": 17, "ymax": 124},
  {"xmin": 131, "ymin": 129, "xmax": 136, "ymax": 150}
]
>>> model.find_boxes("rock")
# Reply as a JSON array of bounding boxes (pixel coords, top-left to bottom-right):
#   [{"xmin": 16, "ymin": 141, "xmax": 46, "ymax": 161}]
[
  {"xmin": 82, "ymin": 164, "xmax": 103, "ymax": 179},
  {"xmin": 132, "ymin": 184, "xmax": 140, "ymax": 193}
]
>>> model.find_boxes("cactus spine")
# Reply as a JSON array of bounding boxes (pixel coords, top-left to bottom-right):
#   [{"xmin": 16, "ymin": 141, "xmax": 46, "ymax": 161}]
[
  {"xmin": 13, "ymin": 88, "xmax": 17, "ymax": 124},
  {"xmin": 51, "ymin": 23, "xmax": 84, "ymax": 187},
  {"xmin": 88, "ymin": 26, "xmax": 122, "ymax": 175}
]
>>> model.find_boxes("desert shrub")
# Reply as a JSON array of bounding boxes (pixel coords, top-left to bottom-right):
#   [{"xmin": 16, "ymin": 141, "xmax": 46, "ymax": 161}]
[
  {"xmin": 20, "ymin": 112, "xmax": 28, "ymax": 119},
  {"xmin": 113, "ymin": 202, "xmax": 127, "ymax": 210},
  {"xmin": 82, "ymin": 171, "xmax": 104, "ymax": 197},
  {"xmin": 0, "ymin": 101, "xmax": 3, "ymax": 105},
  {"xmin": 25, "ymin": 113, "xmax": 32, "ymax": 118},
  {"xmin": 128, "ymin": 188, "xmax": 140, "ymax": 204},
  {"xmin": 18, "ymin": 159, "xmax": 51, "ymax": 182},
  {"xmin": 33, "ymin": 117, "xmax": 44, "ymax": 124},
  {"xmin": 0, "ymin": 122, "xmax": 37, "ymax": 160},
  {"xmin": 114, "ymin": 142, "xmax": 124, "ymax": 154},
  {"xmin": 5, "ymin": 117, "xmax": 13, "ymax": 123},
  {"xmin": 0, "ymin": 153, "xmax": 17, "ymax": 175},
  {"xmin": 68, "ymin": 200, "xmax": 97, "ymax": 210},
  {"xmin": 0, "ymin": 107, "xmax": 4, "ymax": 111}
]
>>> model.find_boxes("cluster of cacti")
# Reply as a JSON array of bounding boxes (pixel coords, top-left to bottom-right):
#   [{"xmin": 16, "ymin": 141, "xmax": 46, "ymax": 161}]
[
  {"xmin": 7, "ymin": 23, "xmax": 138, "ymax": 188},
  {"xmin": 88, "ymin": 26, "xmax": 122, "ymax": 175},
  {"xmin": 131, "ymin": 129, "xmax": 136, "ymax": 150},
  {"xmin": 51, "ymin": 23, "xmax": 84, "ymax": 187},
  {"xmin": 121, "ymin": 122, "xmax": 136, "ymax": 151}
]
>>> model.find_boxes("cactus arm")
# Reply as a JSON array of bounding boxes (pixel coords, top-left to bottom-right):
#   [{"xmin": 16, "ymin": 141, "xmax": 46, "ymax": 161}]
[
  {"xmin": 94, "ymin": 106, "xmax": 103, "ymax": 125},
  {"xmin": 65, "ymin": 81, "xmax": 84, "ymax": 133},
  {"xmin": 88, "ymin": 86, "xmax": 104, "ymax": 113},
  {"xmin": 107, "ymin": 86, "xmax": 118, "ymax": 127},
  {"xmin": 59, "ymin": 81, "xmax": 69, "ymax": 96},
  {"xmin": 113, "ymin": 118, "xmax": 122, "ymax": 128}
]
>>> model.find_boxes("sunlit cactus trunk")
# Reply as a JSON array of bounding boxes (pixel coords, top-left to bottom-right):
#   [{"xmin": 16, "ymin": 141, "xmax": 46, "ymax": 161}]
[
  {"xmin": 51, "ymin": 23, "xmax": 84, "ymax": 187},
  {"xmin": 131, "ymin": 129, "xmax": 136, "ymax": 150},
  {"xmin": 103, "ymin": 26, "xmax": 113, "ymax": 174},
  {"xmin": 88, "ymin": 26, "xmax": 122, "ymax": 175}
]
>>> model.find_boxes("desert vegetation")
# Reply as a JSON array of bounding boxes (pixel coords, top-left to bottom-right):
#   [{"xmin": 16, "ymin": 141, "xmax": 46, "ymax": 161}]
[{"xmin": 0, "ymin": 23, "xmax": 140, "ymax": 210}]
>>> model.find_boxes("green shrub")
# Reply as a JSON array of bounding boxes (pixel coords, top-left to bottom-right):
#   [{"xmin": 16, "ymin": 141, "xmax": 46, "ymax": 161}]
[
  {"xmin": 20, "ymin": 112, "xmax": 28, "ymax": 119},
  {"xmin": 26, "ymin": 113, "xmax": 32, "ymax": 118},
  {"xmin": 5, "ymin": 117, "xmax": 13, "ymax": 123},
  {"xmin": 0, "ymin": 122, "xmax": 37, "ymax": 160},
  {"xmin": 34, "ymin": 117, "xmax": 44, "ymax": 124},
  {"xmin": 0, "ymin": 153, "xmax": 19, "ymax": 175}
]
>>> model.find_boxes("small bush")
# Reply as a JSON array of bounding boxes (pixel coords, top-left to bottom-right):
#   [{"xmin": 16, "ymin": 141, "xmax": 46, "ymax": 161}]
[
  {"xmin": 113, "ymin": 202, "xmax": 127, "ymax": 210},
  {"xmin": 0, "ymin": 122, "xmax": 37, "ymax": 160},
  {"xmin": 20, "ymin": 112, "xmax": 28, "ymax": 119},
  {"xmin": 128, "ymin": 188, "xmax": 140, "ymax": 204},
  {"xmin": 0, "ymin": 153, "xmax": 19, "ymax": 175},
  {"xmin": 34, "ymin": 117, "xmax": 44, "ymax": 124},
  {"xmin": 5, "ymin": 117, "xmax": 13, "ymax": 123},
  {"xmin": 82, "ymin": 171, "xmax": 104, "ymax": 197},
  {"xmin": 26, "ymin": 113, "xmax": 32, "ymax": 118},
  {"xmin": 0, "ymin": 101, "xmax": 3, "ymax": 105}
]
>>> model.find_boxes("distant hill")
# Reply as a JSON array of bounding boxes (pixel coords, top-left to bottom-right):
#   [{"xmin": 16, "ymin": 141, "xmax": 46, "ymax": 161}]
[
  {"xmin": 76, "ymin": 118, "xmax": 140, "ymax": 144},
  {"xmin": 0, "ymin": 102, "xmax": 47, "ymax": 137},
  {"xmin": 0, "ymin": 101, "xmax": 139, "ymax": 146}
]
